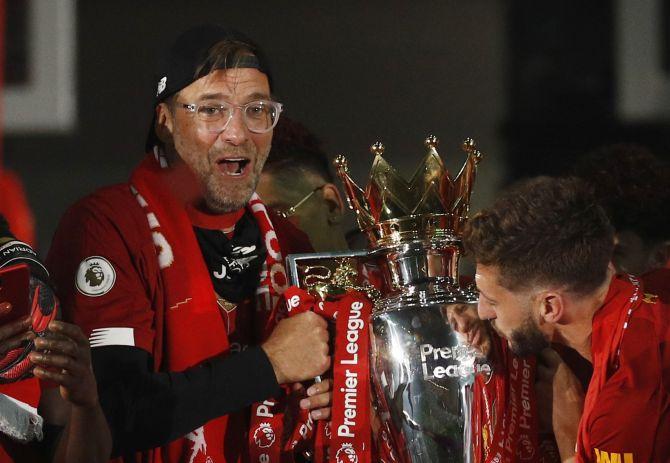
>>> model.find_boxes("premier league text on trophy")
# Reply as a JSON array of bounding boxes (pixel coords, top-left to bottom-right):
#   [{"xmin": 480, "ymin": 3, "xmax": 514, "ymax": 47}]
[{"xmin": 419, "ymin": 343, "xmax": 491, "ymax": 380}]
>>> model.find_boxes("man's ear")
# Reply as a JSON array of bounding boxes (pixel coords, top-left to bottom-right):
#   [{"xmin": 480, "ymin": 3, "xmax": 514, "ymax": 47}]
[
  {"xmin": 155, "ymin": 102, "xmax": 175, "ymax": 144},
  {"xmin": 322, "ymin": 183, "xmax": 345, "ymax": 224},
  {"xmin": 537, "ymin": 290, "xmax": 566, "ymax": 324}
]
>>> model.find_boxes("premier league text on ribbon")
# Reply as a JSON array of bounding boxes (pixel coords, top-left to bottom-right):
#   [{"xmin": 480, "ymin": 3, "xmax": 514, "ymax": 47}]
[
  {"xmin": 504, "ymin": 357, "xmax": 532, "ymax": 454},
  {"xmin": 337, "ymin": 300, "xmax": 364, "ymax": 439}
]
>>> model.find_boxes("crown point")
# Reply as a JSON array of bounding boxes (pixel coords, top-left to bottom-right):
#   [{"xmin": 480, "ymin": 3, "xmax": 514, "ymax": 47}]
[
  {"xmin": 462, "ymin": 138, "xmax": 476, "ymax": 154},
  {"xmin": 473, "ymin": 149, "xmax": 483, "ymax": 163},
  {"xmin": 370, "ymin": 142, "xmax": 385, "ymax": 156},
  {"xmin": 333, "ymin": 155, "xmax": 349, "ymax": 172},
  {"xmin": 425, "ymin": 135, "xmax": 439, "ymax": 149}
]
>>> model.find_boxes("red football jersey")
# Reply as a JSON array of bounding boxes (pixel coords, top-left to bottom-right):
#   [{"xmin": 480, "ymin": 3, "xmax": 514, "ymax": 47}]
[
  {"xmin": 577, "ymin": 276, "xmax": 670, "ymax": 463},
  {"xmin": 47, "ymin": 184, "xmax": 309, "ymax": 354},
  {"xmin": 46, "ymin": 181, "xmax": 312, "ymax": 463},
  {"xmin": 47, "ymin": 185, "xmax": 161, "ymax": 354}
]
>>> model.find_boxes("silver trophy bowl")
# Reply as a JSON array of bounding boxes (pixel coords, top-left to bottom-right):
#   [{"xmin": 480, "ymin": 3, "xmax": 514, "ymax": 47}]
[{"xmin": 368, "ymin": 240, "xmax": 488, "ymax": 463}]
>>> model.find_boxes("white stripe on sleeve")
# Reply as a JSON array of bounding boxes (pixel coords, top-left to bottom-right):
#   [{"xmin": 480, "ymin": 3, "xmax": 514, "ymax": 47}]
[{"xmin": 89, "ymin": 327, "xmax": 135, "ymax": 348}]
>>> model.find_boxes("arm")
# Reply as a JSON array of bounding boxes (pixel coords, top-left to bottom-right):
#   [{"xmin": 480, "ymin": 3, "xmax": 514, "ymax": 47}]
[
  {"xmin": 88, "ymin": 310, "xmax": 328, "ymax": 457},
  {"xmin": 31, "ymin": 322, "xmax": 111, "ymax": 463},
  {"xmin": 536, "ymin": 348, "xmax": 584, "ymax": 463},
  {"xmin": 91, "ymin": 344, "xmax": 279, "ymax": 456},
  {"xmin": 0, "ymin": 217, "xmax": 111, "ymax": 463}
]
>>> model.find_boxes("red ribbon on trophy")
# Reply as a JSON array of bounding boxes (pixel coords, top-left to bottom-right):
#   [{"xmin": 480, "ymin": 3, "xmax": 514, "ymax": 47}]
[
  {"xmin": 328, "ymin": 291, "xmax": 372, "ymax": 463},
  {"xmin": 472, "ymin": 337, "xmax": 547, "ymax": 463},
  {"xmin": 249, "ymin": 287, "xmax": 372, "ymax": 463}
]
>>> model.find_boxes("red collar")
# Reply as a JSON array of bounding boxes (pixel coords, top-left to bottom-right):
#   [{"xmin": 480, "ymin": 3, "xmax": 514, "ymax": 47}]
[
  {"xmin": 593, "ymin": 275, "xmax": 632, "ymax": 322},
  {"xmin": 185, "ymin": 204, "xmax": 245, "ymax": 231}
]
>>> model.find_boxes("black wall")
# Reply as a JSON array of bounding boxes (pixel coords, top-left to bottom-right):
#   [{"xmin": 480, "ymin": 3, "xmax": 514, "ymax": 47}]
[{"xmin": 505, "ymin": 0, "xmax": 670, "ymax": 178}]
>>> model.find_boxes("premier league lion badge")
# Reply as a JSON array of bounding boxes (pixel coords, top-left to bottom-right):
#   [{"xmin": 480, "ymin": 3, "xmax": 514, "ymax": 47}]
[
  {"xmin": 253, "ymin": 422, "xmax": 276, "ymax": 449},
  {"xmin": 76, "ymin": 256, "xmax": 116, "ymax": 297},
  {"xmin": 335, "ymin": 443, "xmax": 359, "ymax": 463}
]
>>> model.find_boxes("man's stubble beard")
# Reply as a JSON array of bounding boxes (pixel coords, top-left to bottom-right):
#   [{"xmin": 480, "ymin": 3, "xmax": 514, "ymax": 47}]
[
  {"xmin": 202, "ymin": 142, "xmax": 270, "ymax": 213},
  {"xmin": 508, "ymin": 315, "xmax": 549, "ymax": 358}
]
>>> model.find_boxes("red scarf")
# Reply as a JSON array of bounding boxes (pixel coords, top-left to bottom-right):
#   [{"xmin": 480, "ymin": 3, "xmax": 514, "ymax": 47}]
[{"xmin": 129, "ymin": 154, "xmax": 288, "ymax": 463}]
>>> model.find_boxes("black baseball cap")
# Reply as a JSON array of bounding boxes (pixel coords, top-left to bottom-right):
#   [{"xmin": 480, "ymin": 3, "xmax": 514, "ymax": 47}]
[{"xmin": 145, "ymin": 24, "xmax": 274, "ymax": 153}]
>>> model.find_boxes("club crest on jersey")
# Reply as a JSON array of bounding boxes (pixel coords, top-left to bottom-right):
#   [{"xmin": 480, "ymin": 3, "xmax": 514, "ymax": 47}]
[
  {"xmin": 76, "ymin": 256, "xmax": 116, "ymax": 297},
  {"xmin": 253, "ymin": 422, "xmax": 275, "ymax": 448},
  {"xmin": 335, "ymin": 443, "xmax": 359, "ymax": 463}
]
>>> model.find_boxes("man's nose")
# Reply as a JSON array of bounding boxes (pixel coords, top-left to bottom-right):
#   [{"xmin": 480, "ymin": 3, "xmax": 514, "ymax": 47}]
[
  {"xmin": 220, "ymin": 108, "xmax": 248, "ymax": 145},
  {"xmin": 477, "ymin": 300, "xmax": 496, "ymax": 320}
]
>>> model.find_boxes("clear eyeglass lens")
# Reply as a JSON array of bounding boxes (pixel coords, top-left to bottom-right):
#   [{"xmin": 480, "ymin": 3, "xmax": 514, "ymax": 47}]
[
  {"xmin": 192, "ymin": 100, "xmax": 280, "ymax": 133},
  {"xmin": 197, "ymin": 105, "xmax": 230, "ymax": 121},
  {"xmin": 244, "ymin": 102, "xmax": 275, "ymax": 131}
]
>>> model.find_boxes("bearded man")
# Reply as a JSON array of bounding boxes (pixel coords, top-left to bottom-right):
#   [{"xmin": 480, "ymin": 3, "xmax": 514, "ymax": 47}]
[
  {"xmin": 463, "ymin": 176, "xmax": 670, "ymax": 462},
  {"xmin": 47, "ymin": 25, "xmax": 331, "ymax": 463}
]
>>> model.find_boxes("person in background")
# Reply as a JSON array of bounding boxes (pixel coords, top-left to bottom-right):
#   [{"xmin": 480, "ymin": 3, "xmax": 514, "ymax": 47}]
[
  {"xmin": 573, "ymin": 143, "xmax": 670, "ymax": 299},
  {"xmin": 0, "ymin": 214, "xmax": 110, "ymax": 463},
  {"xmin": 256, "ymin": 115, "xmax": 349, "ymax": 252}
]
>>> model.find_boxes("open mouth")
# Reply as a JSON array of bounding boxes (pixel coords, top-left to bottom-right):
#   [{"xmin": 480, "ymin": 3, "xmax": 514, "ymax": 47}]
[{"xmin": 217, "ymin": 158, "xmax": 251, "ymax": 177}]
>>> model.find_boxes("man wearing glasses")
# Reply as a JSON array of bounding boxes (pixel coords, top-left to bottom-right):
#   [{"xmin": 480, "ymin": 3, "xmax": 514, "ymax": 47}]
[
  {"xmin": 257, "ymin": 115, "xmax": 349, "ymax": 252},
  {"xmin": 47, "ymin": 25, "xmax": 331, "ymax": 463}
]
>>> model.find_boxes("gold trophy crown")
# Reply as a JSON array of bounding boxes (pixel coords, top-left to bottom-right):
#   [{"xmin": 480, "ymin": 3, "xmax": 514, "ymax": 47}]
[{"xmin": 334, "ymin": 135, "xmax": 483, "ymax": 247}]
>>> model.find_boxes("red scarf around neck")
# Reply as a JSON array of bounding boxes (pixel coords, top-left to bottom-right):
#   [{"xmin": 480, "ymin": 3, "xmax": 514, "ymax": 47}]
[{"xmin": 128, "ymin": 154, "xmax": 288, "ymax": 463}]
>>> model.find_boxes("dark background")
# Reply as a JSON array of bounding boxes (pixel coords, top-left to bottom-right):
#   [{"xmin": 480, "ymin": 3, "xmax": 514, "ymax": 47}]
[{"xmin": 3, "ymin": 0, "xmax": 670, "ymax": 252}]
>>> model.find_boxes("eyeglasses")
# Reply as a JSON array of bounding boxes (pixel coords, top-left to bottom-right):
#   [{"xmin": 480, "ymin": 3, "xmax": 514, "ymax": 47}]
[
  {"xmin": 276, "ymin": 185, "xmax": 325, "ymax": 218},
  {"xmin": 178, "ymin": 99, "xmax": 283, "ymax": 134}
]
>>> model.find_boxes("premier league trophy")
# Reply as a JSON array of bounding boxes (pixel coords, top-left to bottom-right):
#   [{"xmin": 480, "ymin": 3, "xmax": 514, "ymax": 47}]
[{"xmin": 287, "ymin": 136, "xmax": 490, "ymax": 463}]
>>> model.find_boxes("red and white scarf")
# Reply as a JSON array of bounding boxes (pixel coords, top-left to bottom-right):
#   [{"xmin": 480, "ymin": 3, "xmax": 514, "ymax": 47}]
[{"xmin": 128, "ymin": 154, "xmax": 289, "ymax": 463}]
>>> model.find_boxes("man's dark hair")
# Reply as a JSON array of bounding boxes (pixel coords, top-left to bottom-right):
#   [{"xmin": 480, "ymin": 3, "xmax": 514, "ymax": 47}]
[
  {"xmin": 163, "ymin": 40, "xmax": 258, "ymax": 108},
  {"xmin": 193, "ymin": 40, "xmax": 263, "ymax": 86},
  {"xmin": 264, "ymin": 115, "xmax": 333, "ymax": 183},
  {"xmin": 573, "ymin": 143, "xmax": 670, "ymax": 244},
  {"xmin": 463, "ymin": 176, "xmax": 615, "ymax": 294},
  {"xmin": 147, "ymin": 25, "xmax": 273, "ymax": 152}
]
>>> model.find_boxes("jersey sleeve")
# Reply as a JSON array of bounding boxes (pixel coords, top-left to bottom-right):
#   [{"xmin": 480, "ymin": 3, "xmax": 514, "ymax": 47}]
[{"xmin": 46, "ymin": 189, "xmax": 156, "ymax": 354}]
